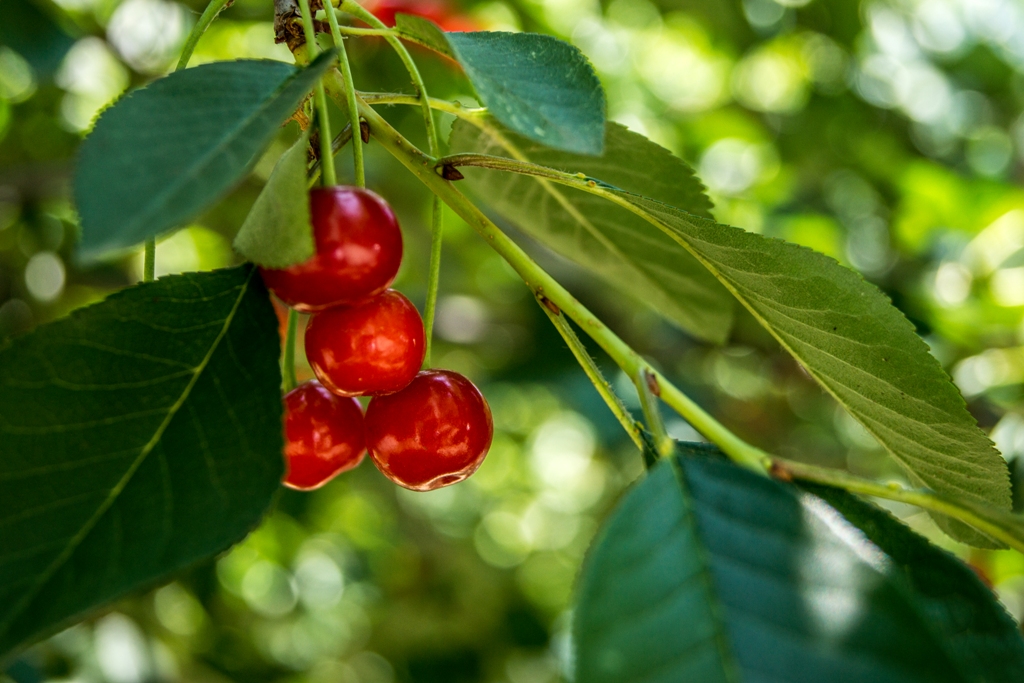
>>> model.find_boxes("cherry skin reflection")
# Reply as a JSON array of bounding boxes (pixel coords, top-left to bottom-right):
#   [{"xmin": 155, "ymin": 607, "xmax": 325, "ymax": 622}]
[
  {"xmin": 260, "ymin": 187, "xmax": 402, "ymax": 312},
  {"xmin": 305, "ymin": 290, "xmax": 425, "ymax": 397},
  {"xmin": 365, "ymin": 370, "xmax": 493, "ymax": 491},
  {"xmin": 283, "ymin": 380, "xmax": 366, "ymax": 490}
]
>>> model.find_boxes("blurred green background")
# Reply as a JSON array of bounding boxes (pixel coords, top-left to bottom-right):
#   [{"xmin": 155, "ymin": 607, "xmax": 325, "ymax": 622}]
[{"xmin": 4, "ymin": 0, "xmax": 1024, "ymax": 680}]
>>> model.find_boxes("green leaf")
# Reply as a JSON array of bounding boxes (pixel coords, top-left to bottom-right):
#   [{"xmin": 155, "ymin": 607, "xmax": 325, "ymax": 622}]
[
  {"xmin": 74, "ymin": 53, "xmax": 335, "ymax": 262},
  {"xmin": 234, "ymin": 127, "xmax": 315, "ymax": 268},
  {"xmin": 807, "ymin": 484, "xmax": 1024, "ymax": 681},
  {"xmin": 575, "ymin": 454, "xmax": 974, "ymax": 683},
  {"xmin": 449, "ymin": 119, "xmax": 733, "ymax": 344},
  {"xmin": 0, "ymin": 265, "xmax": 283, "ymax": 660},
  {"xmin": 395, "ymin": 19, "xmax": 605, "ymax": 155},
  {"xmin": 394, "ymin": 13, "xmax": 454, "ymax": 59},
  {"xmin": 614, "ymin": 194, "xmax": 1011, "ymax": 545}
]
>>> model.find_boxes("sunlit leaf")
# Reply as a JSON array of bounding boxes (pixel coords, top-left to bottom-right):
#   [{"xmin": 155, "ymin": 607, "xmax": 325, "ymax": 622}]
[
  {"xmin": 234, "ymin": 127, "xmax": 314, "ymax": 268},
  {"xmin": 617, "ymin": 193, "xmax": 1011, "ymax": 545},
  {"xmin": 455, "ymin": 153, "xmax": 1012, "ymax": 546},
  {"xmin": 450, "ymin": 119, "xmax": 733, "ymax": 343}
]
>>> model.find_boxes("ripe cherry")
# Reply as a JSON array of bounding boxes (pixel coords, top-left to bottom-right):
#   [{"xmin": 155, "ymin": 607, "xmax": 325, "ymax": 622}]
[
  {"xmin": 283, "ymin": 380, "xmax": 366, "ymax": 490},
  {"xmin": 363, "ymin": 0, "xmax": 480, "ymax": 31},
  {"xmin": 260, "ymin": 187, "xmax": 403, "ymax": 312},
  {"xmin": 365, "ymin": 370, "xmax": 493, "ymax": 491},
  {"xmin": 305, "ymin": 289, "xmax": 425, "ymax": 397}
]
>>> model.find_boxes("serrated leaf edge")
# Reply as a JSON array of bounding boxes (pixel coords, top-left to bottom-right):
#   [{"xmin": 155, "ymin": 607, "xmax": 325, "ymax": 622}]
[{"xmin": 0, "ymin": 266, "xmax": 257, "ymax": 643}]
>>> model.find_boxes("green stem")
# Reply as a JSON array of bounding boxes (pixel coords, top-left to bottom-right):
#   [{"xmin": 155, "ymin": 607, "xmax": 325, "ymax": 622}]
[
  {"xmin": 308, "ymin": 122, "xmax": 354, "ymax": 187},
  {"xmin": 359, "ymin": 91, "xmax": 488, "ymax": 119},
  {"xmin": 143, "ymin": 238, "xmax": 155, "ymax": 282},
  {"xmin": 778, "ymin": 458, "xmax": 1024, "ymax": 553},
  {"xmin": 338, "ymin": 84, "xmax": 1024, "ymax": 550},
  {"xmin": 336, "ymin": 6, "xmax": 446, "ymax": 360},
  {"xmin": 539, "ymin": 298, "xmax": 647, "ymax": 453},
  {"xmin": 330, "ymin": 84, "xmax": 770, "ymax": 473},
  {"xmin": 176, "ymin": 0, "xmax": 232, "ymax": 71},
  {"xmin": 339, "ymin": 3, "xmax": 439, "ymax": 157},
  {"xmin": 634, "ymin": 369, "xmax": 673, "ymax": 459},
  {"xmin": 423, "ymin": 196, "xmax": 443, "ymax": 367},
  {"xmin": 324, "ymin": 0, "xmax": 364, "ymax": 187},
  {"xmin": 283, "ymin": 309, "xmax": 299, "ymax": 392},
  {"xmin": 333, "ymin": 25, "xmax": 394, "ymax": 36},
  {"xmin": 298, "ymin": 0, "xmax": 337, "ymax": 187}
]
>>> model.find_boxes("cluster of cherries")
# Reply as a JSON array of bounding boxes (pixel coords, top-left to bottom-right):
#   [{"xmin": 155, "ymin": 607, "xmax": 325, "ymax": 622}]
[{"xmin": 260, "ymin": 186, "xmax": 493, "ymax": 492}]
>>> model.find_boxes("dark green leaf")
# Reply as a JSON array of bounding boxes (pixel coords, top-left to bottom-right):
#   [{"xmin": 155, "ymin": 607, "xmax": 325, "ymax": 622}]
[
  {"xmin": 74, "ymin": 53, "xmax": 335, "ymax": 261},
  {"xmin": 0, "ymin": 265, "xmax": 283, "ymax": 660},
  {"xmin": 395, "ymin": 21, "xmax": 605, "ymax": 155},
  {"xmin": 449, "ymin": 119, "xmax": 733, "ymax": 343},
  {"xmin": 234, "ymin": 127, "xmax": 315, "ymax": 268},
  {"xmin": 0, "ymin": 0, "xmax": 75, "ymax": 77},
  {"xmin": 575, "ymin": 454, "xmax": 972, "ymax": 683},
  {"xmin": 613, "ymin": 194, "xmax": 1011, "ymax": 545},
  {"xmin": 807, "ymin": 484, "xmax": 1024, "ymax": 682}
]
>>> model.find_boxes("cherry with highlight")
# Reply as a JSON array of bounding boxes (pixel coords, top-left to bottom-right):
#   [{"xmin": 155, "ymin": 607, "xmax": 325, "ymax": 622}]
[
  {"xmin": 365, "ymin": 370, "xmax": 493, "ymax": 491},
  {"xmin": 305, "ymin": 289, "xmax": 425, "ymax": 397},
  {"xmin": 283, "ymin": 380, "xmax": 366, "ymax": 490}
]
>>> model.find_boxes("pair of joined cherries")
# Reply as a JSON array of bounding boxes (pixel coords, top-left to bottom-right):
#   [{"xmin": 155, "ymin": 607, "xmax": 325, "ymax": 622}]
[{"xmin": 261, "ymin": 186, "xmax": 493, "ymax": 492}]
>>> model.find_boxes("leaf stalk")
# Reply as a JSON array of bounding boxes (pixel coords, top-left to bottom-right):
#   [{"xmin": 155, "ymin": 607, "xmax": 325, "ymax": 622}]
[
  {"xmin": 323, "ymin": 0, "xmax": 364, "ymax": 187},
  {"xmin": 297, "ymin": 0, "xmax": 337, "ymax": 187}
]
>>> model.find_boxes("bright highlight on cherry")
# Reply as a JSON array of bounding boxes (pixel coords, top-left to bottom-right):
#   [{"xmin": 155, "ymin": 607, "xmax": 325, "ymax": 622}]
[{"xmin": 267, "ymin": 186, "xmax": 491, "ymax": 491}]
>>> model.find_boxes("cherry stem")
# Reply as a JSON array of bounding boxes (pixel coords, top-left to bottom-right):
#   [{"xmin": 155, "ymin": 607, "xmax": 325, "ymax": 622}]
[
  {"xmin": 145, "ymin": 0, "xmax": 234, "ymax": 282},
  {"xmin": 298, "ymin": 0, "xmax": 337, "ymax": 187},
  {"xmin": 176, "ymin": 0, "xmax": 232, "ymax": 71},
  {"xmin": 633, "ymin": 368, "xmax": 674, "ymax": 460},
  {"xmin": 338, "ymin": 1, "xmax": 439, "ymax": 157},
  {"xmin": 422, "ymin": 197, "xmax": 443, "ymax": 367},
  {"xmin": 335, "ymin": 2, "xmax": 445, "ymax": 364},
  {"xmin": 324, "ymin": 0, "xmax": 364, "ymax": 188},
  {"xmin": 538, "ymin": 298, "xmax": 647, "ymax": 453},
  {"xmin": 307, "ymin": 122, "xmax": 353, "ymax": 187},
  {"xmin": 283, "ymin": 309, "xmax": 299, "ymax": 393}
]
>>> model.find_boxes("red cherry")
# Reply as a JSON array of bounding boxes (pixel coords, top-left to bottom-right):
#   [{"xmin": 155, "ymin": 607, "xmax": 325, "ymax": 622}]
[
  {"xmin": 362, "ymin": 0, "xmax": 479, "ymax": 31},
  {"xmin": 260, "ymin": 187, "xmax": 403, "ymax": 312},
  {"xmin": 283, "ymin": 380, "xmax": 366, "ymax": 490},
  {"xmin": 305, "ymin": 290, "xmax": 425, "ymax": 397},
  {"xmin": 365, "ymin": 370, "xmax": 493, "ymax": 491}
]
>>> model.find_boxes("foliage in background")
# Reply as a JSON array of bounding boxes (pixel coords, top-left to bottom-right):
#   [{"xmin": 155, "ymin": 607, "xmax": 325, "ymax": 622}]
[{"xmin": 5, "ymin": 0, "xmax": 1024, "ymax": 681}]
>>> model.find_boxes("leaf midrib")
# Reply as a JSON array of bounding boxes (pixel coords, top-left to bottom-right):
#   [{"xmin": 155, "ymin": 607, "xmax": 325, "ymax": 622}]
[
  {"xmin": 591, "ymin": 190, "xmax": 1003, "ymax": 510},
  {"xmin": 0, "ymin": 269, "xmax": 254, "ymax": 640}
]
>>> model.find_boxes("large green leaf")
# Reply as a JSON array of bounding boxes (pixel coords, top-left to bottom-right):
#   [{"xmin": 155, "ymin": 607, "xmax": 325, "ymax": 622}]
[
  {"xmin": 74, "ymin": 53, "xmax": 334, "ymax": 261},
  {"xmin": 449, "ymin": 120, "xmax": 733, "ymax": 344},
  {"xmin": 0, "ymin": 265, "xmax": 283, "ymax": 660},
  {"xmin": 395, "ymin": 16, "xmax": 605, "ymax": 155},
  {"xmin": 452, "ymin": 153, "xmax": 1011, "ymax": 545},
  {"xmin": 234, "ymin": 127, "xmax": 314, "ymax": 268},
  {"xmin": 616, "ymin": 194, "xmax": 1010, "ymax": 544},
  {"xmin": 807, "ymin": 484, "xmax": 1024, "ymax": 681},
  {"xmin": 575, "ymin": 453, "xmax": 977, "ymax": 683}
]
